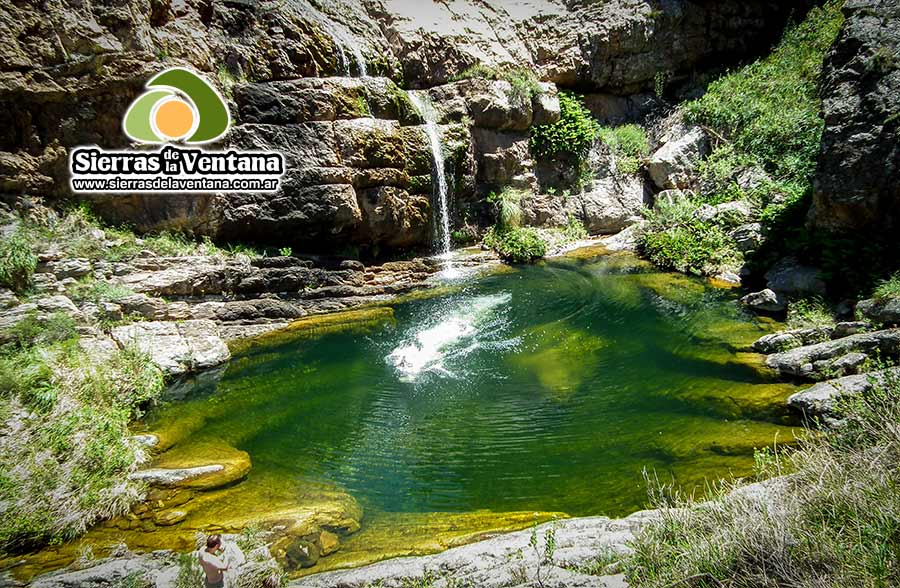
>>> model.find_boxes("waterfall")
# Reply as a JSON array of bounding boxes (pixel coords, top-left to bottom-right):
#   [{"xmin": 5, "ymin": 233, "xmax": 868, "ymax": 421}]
[
  {"xmin": 326, "ymin": 22, "xmax": 368, "ymax": 77},
  {"xmin": 291, "ymin": 1, "xmax": 368, "ymax": 77},
  {"xmin": 408, "ymin": 91, "xmax": 452, "ymax": 259}
]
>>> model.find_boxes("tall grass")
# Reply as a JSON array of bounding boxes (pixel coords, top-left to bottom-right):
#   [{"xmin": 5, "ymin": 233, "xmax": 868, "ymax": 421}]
[
  {"xmin": 626, "ymin": 368, "xmax": 900, "ymax": 587},
  {"xmin": 0, "ymin": 336, "xmax": 164, "ymax": 550}
]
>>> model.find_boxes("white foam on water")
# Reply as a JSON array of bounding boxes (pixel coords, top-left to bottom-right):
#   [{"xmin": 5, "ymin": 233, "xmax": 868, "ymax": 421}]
[{"xmin": 387, "ymin": 293, "xmax": 512, "ymax": 381}]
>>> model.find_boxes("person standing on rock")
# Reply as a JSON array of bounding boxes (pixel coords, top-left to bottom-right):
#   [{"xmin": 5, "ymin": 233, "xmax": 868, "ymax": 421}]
[{"xmin": 198, "ymin": 534, "xmax": 230, "ymax": 588}]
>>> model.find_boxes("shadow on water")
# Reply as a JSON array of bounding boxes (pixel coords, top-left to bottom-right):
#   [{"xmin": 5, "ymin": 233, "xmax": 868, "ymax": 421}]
[{"xmin": 20, "ymin": 250, "xmax": 802, "ymax": 579}]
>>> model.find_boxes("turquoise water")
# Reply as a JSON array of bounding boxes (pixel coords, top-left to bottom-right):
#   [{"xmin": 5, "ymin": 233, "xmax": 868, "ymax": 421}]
[{"xmin": 150, "ymin": 252, "xmax": 796, "ymax": 520}]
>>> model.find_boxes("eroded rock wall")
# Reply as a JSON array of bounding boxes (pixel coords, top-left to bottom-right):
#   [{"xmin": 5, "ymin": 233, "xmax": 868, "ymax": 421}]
[
  {"xmin": 0, "ymin": 0, "xmax": 815, "ymax": 251},
  {"xmin": 810, "ymin": 0, "xmax": 900, "ymax": 232}
]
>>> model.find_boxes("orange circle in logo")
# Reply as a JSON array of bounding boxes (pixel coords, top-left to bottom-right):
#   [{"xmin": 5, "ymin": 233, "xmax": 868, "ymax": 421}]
[{"xmin": 154, "ymin": 98, "xmax": 195, "ymax": 140}]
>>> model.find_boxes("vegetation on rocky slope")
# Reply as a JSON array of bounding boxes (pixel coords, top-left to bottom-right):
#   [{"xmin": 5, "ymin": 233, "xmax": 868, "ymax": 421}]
[
  {"xmin": 0, "ymin": 331, "xmax": 164, "ymax": 550},
  {"xmin": 625, "ymin": 366, "xmax": 900, "ymax": 587},
  {"xmin": 637, "ymin": 1, "xmax": 844, "ymax": 279},
  {"xmin": 0, "ymin": 206, "xmax": 239, "ymax": 550}
]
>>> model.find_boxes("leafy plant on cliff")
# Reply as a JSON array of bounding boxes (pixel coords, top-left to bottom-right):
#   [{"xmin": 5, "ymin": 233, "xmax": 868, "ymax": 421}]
[
  {"xmin": 451, "ymin": 65, "xmax": 544, "ymax": 105},
  {"xmin": 530, "ymin": 91, "xmax": 600, "ymax": 166},
  {"xmin": 597, "ymin": 124, "xmax": 649, "ymax": 175}
]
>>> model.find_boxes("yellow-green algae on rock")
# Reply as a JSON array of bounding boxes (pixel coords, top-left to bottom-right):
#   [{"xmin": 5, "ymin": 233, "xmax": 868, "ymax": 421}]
[
  {"xmin": 14, "ymin": 249, "xmax": 803, "ymax": 582},
  {"xmin": 228, "ymin": 307, "xmax": 397, "ymax": 355}
]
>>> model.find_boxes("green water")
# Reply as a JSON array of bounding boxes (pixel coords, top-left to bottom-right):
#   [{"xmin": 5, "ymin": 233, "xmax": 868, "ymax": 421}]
[{"xmin": 149, "ymin": 253, "xmax": 796, "ymax": 518}]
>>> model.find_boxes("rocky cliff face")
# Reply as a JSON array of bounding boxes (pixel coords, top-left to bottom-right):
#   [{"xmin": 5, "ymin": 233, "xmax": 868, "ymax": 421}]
[
  {"xmin": 0, "ymin": 0, "xmax": 813, "ymax": 252},
  {"xmin": 810, "ymin": 0, "xmax": 900, "ymax": 232}
]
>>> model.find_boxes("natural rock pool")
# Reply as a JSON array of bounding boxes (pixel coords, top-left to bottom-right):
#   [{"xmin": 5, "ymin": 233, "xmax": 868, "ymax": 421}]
[{"xmin": 16, "ymin": 249, "xmax": 801, "ymax": 578}]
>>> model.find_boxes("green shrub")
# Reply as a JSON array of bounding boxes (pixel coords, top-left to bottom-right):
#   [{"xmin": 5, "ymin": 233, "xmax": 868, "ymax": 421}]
[
  {"xmin": 787, "ymin": 297, "xmax": 834, "ymax": 329},
  {"xmin": 597, "ymin": 124, "xmax": 649, "ymax": 176},
  {"xmin": 874, "ymin": 273, "xmax": 900, "ymax": 300},
  {"xmin": 0, "ymin": 339, "xmax": 164, "ymax": 550},
  {"xmin": 683, "ymin": 1, "xmax": 843, "ymax": 182},
  {"xmin": 0, "ymin": 229, "xmax": 38, "ymax": 292},
  {"xmin": 503, "ymin": 68, "xmax": 542, "ymax": 105},
  {"xmin": 530, "ymin": 91, "xmax": 600, "ymax": 164},
  {"xmin": 638, "ymin": 222, "xmax": 738, "ymax": 276},
  {"xmin": 484, "ymin": 226, "xmax": 547, "ymax": 263},
  {"xmin": 487, "ymin": 187, "xmax": 526, "ymax": 230},
  {"xmin": 2, "ymin": 312, "xmax": 78, "ymax": 351}
]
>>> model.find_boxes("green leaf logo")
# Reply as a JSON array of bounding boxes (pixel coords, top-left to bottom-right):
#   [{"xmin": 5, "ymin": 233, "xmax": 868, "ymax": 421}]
[{"xmin": 122, "ymin": 68, "xmax": 230, "ymax": 144}]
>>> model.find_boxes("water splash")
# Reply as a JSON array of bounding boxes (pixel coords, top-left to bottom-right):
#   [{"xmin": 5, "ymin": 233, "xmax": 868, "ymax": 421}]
[
  {"xmin": 387, "ymin": 293, "xmax": 513, "ymax": 381},
  {"xmin": 407, "ymin": 91, "xmax": 453, "ymax": 265}
]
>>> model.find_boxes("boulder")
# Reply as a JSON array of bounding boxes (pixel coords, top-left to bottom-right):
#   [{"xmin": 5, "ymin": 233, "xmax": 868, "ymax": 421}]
[
  {"xmin": 765, "ymin": 257, "xmax": 826, "ymax": 297},
  {"xmin": 694, "ymin": 201, "xmax": 753, "ymax": 225},
  {"xmin": 117, "ymin": 294, "xmax": 167, "ymax": 321},
  {"xmin": 752, "ymin": 326, "xmax": 834, "ymax": 354},
  {"xmin": 129, "ymin": 448, "xmax": 251, "ymax": 490},
  {"xmin": 788, "ymin": 368, "xmax": 900, "ymax": 418},
  {"xmin": 730, "ymin": 223, "xmax": 765, "ymax": 253},
  {"xmin": 857, "ymin": 297, "xmax": 900, "ymax": 326},
  {"xmin": 578, "ymin": 172, "xmax": 650, "ymax": 234},
  {"xmin": 741, "ymin": 289, "xmax": 787, "ymax": 313},
  {"xmin": 110, "ymin": 320, "xmax": 230, "ymax": 377},
  {"xmin": 832, "ymin": 321, "xmax": 870, "ymax": 339},
  {"xmin": 810, "ymin": 0, "xmax": 900, "ymax": 232},
  {"xmin": 765, "ymin": 328, "xmax": 900, "ymax": 380},
  {"xmin": 647, "ymin": 125, "xmax": 709, "ymax": 190},
  {"xmin": 38, "ymin": 258, "xmax": 92, "ymax": 280}
]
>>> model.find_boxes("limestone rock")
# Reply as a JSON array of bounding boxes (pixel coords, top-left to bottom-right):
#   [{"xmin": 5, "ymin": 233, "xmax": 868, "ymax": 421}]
[
  {"xmin": 810, "ymin": 0, "xmax": 900, "ymax": 232},
  {"xmin": 857, "ymin": 297, "xmax": 900, "ymax": 326},
  {"xmin": 647, "ymin": 125, "xmax": 709, "ymax": 190},
  {"xmin": 765, "ymin": 328, "xmax": 900, "ymax": 380},
  {"xmin": 752, "ymin": 327, "xmax": 834, "ymax": 354},
  {"xmin": 39, "ymin": 258, "xmax": 92, "ymax": 280},
  {"xmin": 694, "ymin": 201, "xmax": 753, "ymax": 225},
  {"xmin": 110, "ymin": 320, "xmax": 230, "ymax": 377},
  {"xmin": 289, "ymin": 511, "xmax": 655, "ymax": 587},
  {"xmin": 28, "ymin": 550, "xmax": 177, "ymax": 588},
  {"xmin": 788, "ymin": 368, "xmax": 900, "ymax": 418},
  {"xmin": 730, "ymin": 223, "xmax": 765, "ymax": 253},
  {"xmin": 741, "ymin": 289, "xmax": 787, "ymax": 313}
]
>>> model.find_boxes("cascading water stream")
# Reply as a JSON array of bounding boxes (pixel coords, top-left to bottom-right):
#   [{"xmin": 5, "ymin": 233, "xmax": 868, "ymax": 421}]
[
  {"xmin": 291, "ymin": 0, "xmax": 368, "ymax": 77},
  {"xmin": 407, "ymin": 91, "xmax": 454, "ymax": 271}
]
